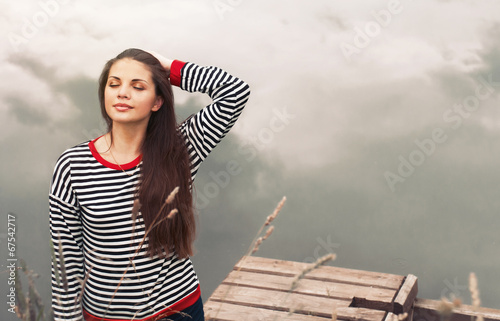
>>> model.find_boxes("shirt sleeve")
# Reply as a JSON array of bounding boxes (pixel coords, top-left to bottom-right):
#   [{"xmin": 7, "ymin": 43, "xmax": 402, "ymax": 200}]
[
  {"xmin": 172, "ymin": 60, "xmax": 251, "ymax": 177},
  {"xmin": 49, "ymin": 154, "xmax": 84, "ymax": 321}
]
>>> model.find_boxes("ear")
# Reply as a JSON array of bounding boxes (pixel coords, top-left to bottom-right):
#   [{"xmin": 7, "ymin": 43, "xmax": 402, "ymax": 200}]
[{"xmin": 152, "ymin": 96, "xmax": 164, "ymax": 112}]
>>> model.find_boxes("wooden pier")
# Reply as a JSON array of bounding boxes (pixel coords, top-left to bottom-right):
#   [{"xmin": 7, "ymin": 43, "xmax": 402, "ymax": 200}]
[{"xmin": 204, "ymin": 256, "xmax": 500, "ymax": 321}]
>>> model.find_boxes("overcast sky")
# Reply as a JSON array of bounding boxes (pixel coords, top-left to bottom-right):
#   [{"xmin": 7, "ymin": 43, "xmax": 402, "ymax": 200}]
[{"xmin": 1, "ymin": 0, "xmax": 500, "ymax": 319}]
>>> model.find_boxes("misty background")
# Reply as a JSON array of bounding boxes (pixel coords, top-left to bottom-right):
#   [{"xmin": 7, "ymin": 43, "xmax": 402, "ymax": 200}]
[{"xmin": 1, "ymin": 0, "xmax": 500, "ymax": 320}]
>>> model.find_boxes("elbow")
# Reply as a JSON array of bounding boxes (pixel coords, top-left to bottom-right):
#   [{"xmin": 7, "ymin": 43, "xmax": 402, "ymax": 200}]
[{"xmin": 239, "ymin": 80, "xmax": 251, "ymax": 100}]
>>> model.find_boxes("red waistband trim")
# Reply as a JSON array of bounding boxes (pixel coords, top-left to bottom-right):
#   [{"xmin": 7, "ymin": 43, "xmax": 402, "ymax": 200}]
[{"xmin": 83, "ymin": 285, "xmax": 200, "ymax": 321}]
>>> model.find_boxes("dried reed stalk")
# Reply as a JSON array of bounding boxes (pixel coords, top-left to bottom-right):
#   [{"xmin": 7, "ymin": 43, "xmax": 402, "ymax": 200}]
[
  {"xmin": 289, "ymin": 253, "xmax": 336, "ymax": 291},
  {"xmin": 211, "ymin": 196, "xmax": 286, "ymax": 319},
  {"xmin": 13, "ymin": 187, "xmax": 181, "ymax": 321},
  {"xmin": 436, "ymin": 295, "xmax": 461, "ymax": 321},
  {"xmin": 251, "ymin": 225, "xmax": 275, "ymax": 254},
  {"xmin": 50, "ymin": 187, "xmax": 181, "ymax": 320},
  {"xmin": 102, "ymin": 187, "xmax": 180, "ymax": 317},
  {"xmin": 282, "ymin": 253, "xmax": 336, "ymax": 320},
  {"xmin": 12, "ymin": 259, "xmax": 50, "ymax": 321},
  {"xmin": 246, "ymin": 196, "xmax": 285, "ymax": 257},
  {"xmin": 390, "ymin": 312, "xmax": 408, "ymax": 321},
  {"xmin": 331, "ymin": 303, "xmax": 337, "ymax": 321},
  {"xmin": 469, "ymin": 272, "xmax": 484, "ymax": 321},
  {"xmin": 167, "ymin": 208, "xmax": 178, "ymax": 219}
]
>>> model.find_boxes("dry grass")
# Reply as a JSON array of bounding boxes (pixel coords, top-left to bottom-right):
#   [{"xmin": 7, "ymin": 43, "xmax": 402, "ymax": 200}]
[
  {"xmin": 436, "ymin": 296, "xmax": 461, "ymax": 320},
  {"xmin": 10, "ymin": 186, "xmax": 195, "ymax": 320},
  {"xmin": 207, "ymin": 195, "xmax": 338, "ymax": 321},
  {"xmin": 386, "ymin": 312, "xmax": 408, "ymax": 321},
  {"xmin": 289, "ymin": 253, "xmax": 336, "ymax": 291},
  {"xmin": 283, "ymin": 253, "xmax": 336, "ymax": 320},
  {"xmin": 14, "ymin": 196, "xmax": 493, "ymax": 321},
  {"xmin": 247, "ymin": 196, "xmax": 286, "ymax": 256},
  {"xmin": 435, "ymin": 272, "xmax": 487, "ymax": 321},
  {"xmin": 210, "ymin": 196, "xmax": 287, "ymax": 319},
  {"xmin": 470, "ymin": 272, "xmax": 484, "ymax": 321},
  {"xmin": 12, "ymin": 259, "xmax": 51, "ymax": 321},
  {"xmin": 331, "ymin": 303, "xmax": 337, "ymax": 321},
  {"xmin": 48, "ymin": 187, "xmax": 186, "ymax": 320},
  {"xmin": 102, "ymin": 186, "xmax": 182, "ymax": 319}
]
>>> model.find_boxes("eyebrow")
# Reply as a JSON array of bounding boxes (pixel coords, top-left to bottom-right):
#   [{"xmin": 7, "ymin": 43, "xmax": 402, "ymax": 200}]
[{"xmin": 109, "ymin": 76, "xmax": 149, "ymax": 84}]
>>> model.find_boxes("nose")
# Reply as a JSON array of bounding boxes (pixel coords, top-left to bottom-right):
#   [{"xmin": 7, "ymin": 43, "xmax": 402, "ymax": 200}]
[{"xmin": 118, "ymin": 85, "xmax": 130, "ymax": 99}]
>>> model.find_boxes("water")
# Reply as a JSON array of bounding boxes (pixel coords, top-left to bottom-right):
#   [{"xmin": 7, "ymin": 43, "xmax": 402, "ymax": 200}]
[{"xmin": 2, "ymin": 115, "xmax": 500, "ymax": 321}]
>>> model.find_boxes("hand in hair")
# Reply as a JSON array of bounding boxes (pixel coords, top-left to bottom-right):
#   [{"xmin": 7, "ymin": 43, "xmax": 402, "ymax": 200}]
[{"xmin": 148, "ymin": 50, "xmax": 174, "ymax": 71}]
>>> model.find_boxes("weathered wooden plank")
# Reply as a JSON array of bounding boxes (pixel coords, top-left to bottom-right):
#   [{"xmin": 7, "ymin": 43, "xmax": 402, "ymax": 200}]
[
  {"xmin": 222, "ymin": 270, "xmax": 397, "ymax": 310},
  {"xmin": 205, "ymin": 300, "xmax": 387, "ymax": 321},
  {"xmin": 234, "ymin": 256, "xmax": 404, "ymax": 290},
  {"xmin": 208, "ymin": 283, "xmax": 351, "ymax": 317},
  {"xmin": 205, "ymin": 300, "xmax": 332, "ymax": 321},
  {"xmin": 414, "ymin": 298, "xmax": 500, "ymax": 321},
  {"xmin": 393, "ymin": 274, "xmax": 418, "ymax": 314}
]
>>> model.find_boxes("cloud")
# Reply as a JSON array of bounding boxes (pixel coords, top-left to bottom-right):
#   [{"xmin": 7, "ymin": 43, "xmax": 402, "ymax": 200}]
[{"xmin": 6, "ymin": 95, "xmax": 50, "ymax": 126}]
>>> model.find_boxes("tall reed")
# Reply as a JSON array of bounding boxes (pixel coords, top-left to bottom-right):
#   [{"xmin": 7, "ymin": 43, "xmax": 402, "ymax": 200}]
[
  {"xmin": 210, "ymin": 196, "xmax": 287, "ymax": 319},
  {"xmin": 12, "ymin": 258, "xmax": 51, "ymax": 321},
  {"xmin": 470, "ymin": 272, "xmax": 484, "ymax": 321}
]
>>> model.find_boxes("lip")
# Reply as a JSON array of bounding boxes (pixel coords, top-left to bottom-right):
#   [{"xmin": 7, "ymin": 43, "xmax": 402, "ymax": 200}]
[
  {"xmin": 113, "ymin": 103, "xmax": 133, "ymax": 111},
  {"xmin": 114, "ymin": 103, "xmax": 132, "ymax": 108}
]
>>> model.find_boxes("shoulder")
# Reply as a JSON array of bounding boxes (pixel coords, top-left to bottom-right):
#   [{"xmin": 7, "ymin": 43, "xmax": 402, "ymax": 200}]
[
  {"xmin": 60, "ymin": 141, "xmax": 91, "ymax": 156},
  {"xmin": 57, "ymin": 141, "xmax": 91, "ymax": 160},
  {"xmin": 53, "ymin": 141, "xmax": 92, "ymax": 172}
]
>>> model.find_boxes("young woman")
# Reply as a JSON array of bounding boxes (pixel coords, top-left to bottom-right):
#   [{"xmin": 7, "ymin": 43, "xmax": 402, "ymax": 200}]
[{"xmin": 49, "ymin": 48, "xmax": 250, "ymax": 321}]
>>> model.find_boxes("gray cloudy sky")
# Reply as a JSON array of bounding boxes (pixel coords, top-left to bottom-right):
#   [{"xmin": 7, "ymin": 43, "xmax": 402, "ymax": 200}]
[{"xmin": 1, "ymin": 0, "xmax": 500, "ymax": 319}]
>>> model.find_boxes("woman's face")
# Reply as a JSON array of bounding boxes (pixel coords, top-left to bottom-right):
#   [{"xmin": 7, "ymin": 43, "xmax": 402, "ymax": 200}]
[{"xmin": 104, "ymin": 58, "xmax": 163, "ymax": 127}]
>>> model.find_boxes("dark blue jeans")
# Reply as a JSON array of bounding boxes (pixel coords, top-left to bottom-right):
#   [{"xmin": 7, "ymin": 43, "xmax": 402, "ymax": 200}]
[{"xmin": 159, "ymin": 296, "xmax": 204, "ymax": 321}]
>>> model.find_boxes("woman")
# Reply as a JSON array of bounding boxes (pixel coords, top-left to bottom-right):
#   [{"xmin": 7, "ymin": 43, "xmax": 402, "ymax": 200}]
[{"xmin": 49, "ymin": 48, "xmax": 250, "ymax": 321}]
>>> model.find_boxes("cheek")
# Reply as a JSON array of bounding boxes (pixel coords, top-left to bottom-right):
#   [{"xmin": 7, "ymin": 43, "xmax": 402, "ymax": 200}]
[
  {"xmin": 104, "ymin": 87, "xmax": 112, "ymax": 99},
  {"xmin": 103, "ymin": 89, "xmax": 114, "ymax": 108},
  {"xmin": 140, "ymin": 94, "xmax": 159, "ymax": 110}
]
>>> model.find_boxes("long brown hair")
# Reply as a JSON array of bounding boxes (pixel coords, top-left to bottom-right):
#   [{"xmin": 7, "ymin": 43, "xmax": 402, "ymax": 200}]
[{"xmin": 98, "ymin": 48, "xmax": 195, "ymax": 259}]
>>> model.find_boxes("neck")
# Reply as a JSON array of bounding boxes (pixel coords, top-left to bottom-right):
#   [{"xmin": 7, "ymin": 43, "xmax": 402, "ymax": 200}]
[{"xmin": 108, "ymin": 122, "xmax": 147, "ymax": 157}]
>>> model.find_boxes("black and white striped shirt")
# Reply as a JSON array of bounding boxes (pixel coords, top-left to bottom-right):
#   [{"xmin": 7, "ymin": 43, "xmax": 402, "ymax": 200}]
[{"xmin": 50, "ymin": 60, "xmax": 250, "ymax": 321}]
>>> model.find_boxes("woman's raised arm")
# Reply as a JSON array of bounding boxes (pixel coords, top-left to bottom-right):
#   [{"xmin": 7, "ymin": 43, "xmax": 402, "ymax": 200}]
[{"xmin": 153, "ymin": 52, "xmax": 251, "ymax": 178}]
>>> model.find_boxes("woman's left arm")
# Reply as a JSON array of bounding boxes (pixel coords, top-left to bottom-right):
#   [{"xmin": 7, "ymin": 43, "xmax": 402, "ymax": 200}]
[
  {"xmin": 175, "ymin": 60, "xmax": 250, "ymax": 157},
  {"xmin": 152, "ymin": 52, "xmax": 251, "ymax": 164}
]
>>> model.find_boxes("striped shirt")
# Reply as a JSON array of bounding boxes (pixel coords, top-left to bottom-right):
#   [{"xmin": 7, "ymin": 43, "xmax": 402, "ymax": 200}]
[{"xmin": 49, "ymin": 60, "xmax": 250, "ymax": 321}]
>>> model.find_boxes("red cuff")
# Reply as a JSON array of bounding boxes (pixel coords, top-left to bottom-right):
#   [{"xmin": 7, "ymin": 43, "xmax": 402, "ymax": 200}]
[{"xmin": 170, "ymin": 60, "xmax": 186, "ymax": 87}]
